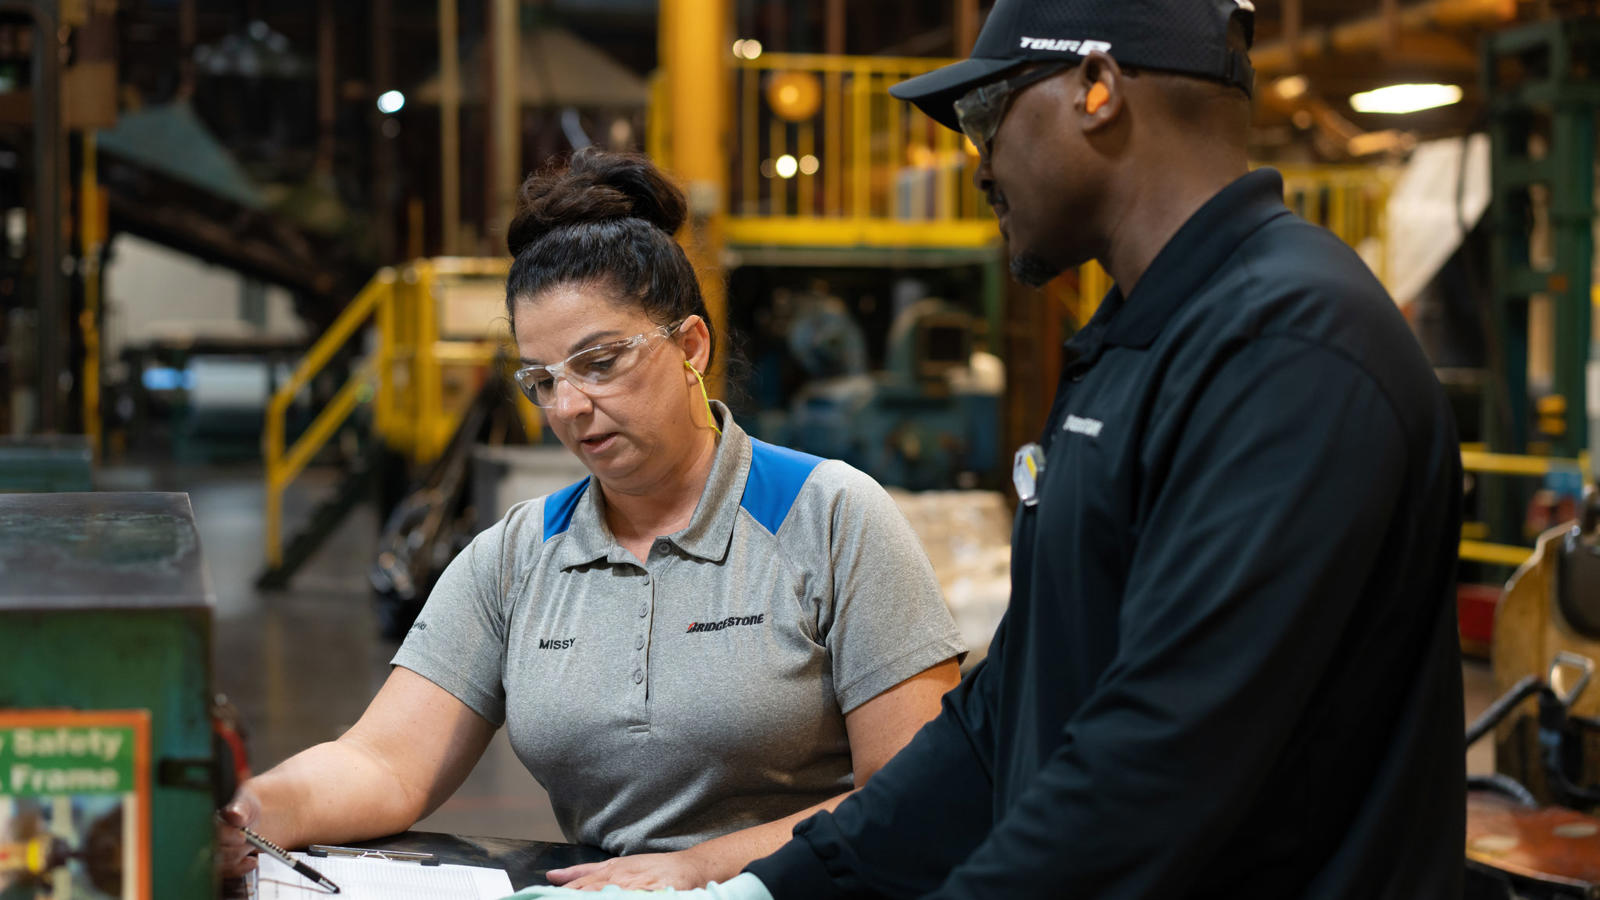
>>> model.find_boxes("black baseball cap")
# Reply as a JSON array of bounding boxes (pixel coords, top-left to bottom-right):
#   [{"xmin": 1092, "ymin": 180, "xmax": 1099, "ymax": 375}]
[{"xmin": 890, "ymin": 0, "xmax": 1257, "ymax": 132}]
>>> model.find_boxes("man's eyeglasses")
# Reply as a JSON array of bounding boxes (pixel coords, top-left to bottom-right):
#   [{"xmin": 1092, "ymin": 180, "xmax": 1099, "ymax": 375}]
[
  {"xmin": 513, "ymin": 319, "xmax": 687, "ymax": 408},
  {"xmin": 953, "ymin": 62, "xmax": 1074, "ymax": 155}
]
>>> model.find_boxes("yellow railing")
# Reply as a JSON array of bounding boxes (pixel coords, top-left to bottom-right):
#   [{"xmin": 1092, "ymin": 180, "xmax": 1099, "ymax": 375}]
[
  {"xmin": 1458, "ymin": 450, "xmax": 1590, "ymax": 568},
  {"xmin": 648, "ymin": 53, "xmax": 1396, "ymax": 299},
  {"xmin": 262, "ymin": 258, "xmax": 534, "ymax": 568},
  {"xmin": 1280, "ymin": 165, "xmax": 1395, "ymax": 287},
  {"xmin": 653, "ymin": 53, "xmax": 995, "ymax": 250},
  {"xmin": 264, "ymin": 270, "xmax": 395, "ymax": 567}
]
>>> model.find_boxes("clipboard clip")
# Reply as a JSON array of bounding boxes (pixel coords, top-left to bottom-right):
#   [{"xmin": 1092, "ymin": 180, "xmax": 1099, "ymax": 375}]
[{"xmin": 307, "ymin": 845, "xmax": 441, "ymax": 866}]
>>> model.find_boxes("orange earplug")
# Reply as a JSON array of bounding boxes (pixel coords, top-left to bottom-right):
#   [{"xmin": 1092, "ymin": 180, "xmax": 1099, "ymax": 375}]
[{"xmin": 1086, "ymin": 83, "xmax": 1110, "ymax": 115}]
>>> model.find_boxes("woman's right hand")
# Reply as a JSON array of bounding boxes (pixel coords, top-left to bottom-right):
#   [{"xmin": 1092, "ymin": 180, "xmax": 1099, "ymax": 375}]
[{"xmin": 216, "ymin": 786, "xmax": 263, "ymax": 877}]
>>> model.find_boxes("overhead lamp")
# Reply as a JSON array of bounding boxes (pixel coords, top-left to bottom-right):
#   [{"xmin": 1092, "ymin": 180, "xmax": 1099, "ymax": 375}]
[
  {"xmin": 767, "ymin": 71, "xmax": 821, "ymax": 121},
  {"xmin": 376, "ymin": 90, "xmax": 405, "ymax": 114},
  {"xmin": 775, "ymin": 154, "xmax": 799, "ymax": 179},
  {"xmin": 733, "ymin": 39, "xmax": 763, "ymax": 60},
  {"xmin": 1349, "ymin": 83, "xmax": 1462, "ymax": 115}
]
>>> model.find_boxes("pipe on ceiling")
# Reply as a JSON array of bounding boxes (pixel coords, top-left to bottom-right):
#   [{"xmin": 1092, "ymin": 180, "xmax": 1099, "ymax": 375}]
[{"xmin": 1252, "ymin": 0, "xmax": 1517, "ymax": 73}]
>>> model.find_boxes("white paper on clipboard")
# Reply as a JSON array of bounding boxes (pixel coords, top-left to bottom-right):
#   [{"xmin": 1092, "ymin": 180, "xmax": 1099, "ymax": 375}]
[{"xmin": 251, "ymin": 851, "xmax": 515, "ymax": 900}]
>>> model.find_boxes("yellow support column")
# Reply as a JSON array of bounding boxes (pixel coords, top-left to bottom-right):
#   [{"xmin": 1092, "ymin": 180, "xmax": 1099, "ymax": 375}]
[
  {"xmin": 660, "ymin": 0, "xmax": 729, "ymax": 391},
  {"xmin": 78, "ymin": 132, "xmax": 106, "ymax": 458},
  {"xmin": 414, "ymin": 261, "xmax": 444, "ymax": 461}
]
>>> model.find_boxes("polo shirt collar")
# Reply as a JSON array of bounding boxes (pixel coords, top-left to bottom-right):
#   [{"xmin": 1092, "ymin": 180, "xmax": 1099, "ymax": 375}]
[
  {"xmin": 553, "ymin": 401, "xmax": 748, "ymax": 570},
  {"xmin": 669, "ymin": 401, "xmax": 748, "ymax": 563},
  {"xmin": 1088, "ymin": 168, "xmax": 1291, "ymax": 352},
  {"xmin": 550, "ymin": 480, "xmax": 622, "ymax": 570}
]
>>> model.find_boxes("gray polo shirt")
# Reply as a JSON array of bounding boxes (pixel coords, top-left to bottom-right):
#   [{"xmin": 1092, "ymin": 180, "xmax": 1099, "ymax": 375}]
[{"xmin": 392, "ymin": 403, "xmax": 964, "ymax": 855}]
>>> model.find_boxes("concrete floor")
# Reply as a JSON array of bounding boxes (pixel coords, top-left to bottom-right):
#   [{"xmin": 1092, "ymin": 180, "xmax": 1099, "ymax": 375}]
[{"xmin": 115, "ymin": 461, "xmax": 1500, "ymax": 846}]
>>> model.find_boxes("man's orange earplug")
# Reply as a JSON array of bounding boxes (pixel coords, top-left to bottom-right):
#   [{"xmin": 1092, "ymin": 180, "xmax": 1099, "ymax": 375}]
[{"xmin": 1086, "ymin": 83, "xmax": 1110, "ymax": 115}]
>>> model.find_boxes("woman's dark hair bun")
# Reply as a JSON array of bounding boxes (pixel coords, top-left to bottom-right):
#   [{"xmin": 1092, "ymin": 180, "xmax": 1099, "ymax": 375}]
[{"xmin": 506, "ymin": 147, "xmax": 688, "ymax": 258}]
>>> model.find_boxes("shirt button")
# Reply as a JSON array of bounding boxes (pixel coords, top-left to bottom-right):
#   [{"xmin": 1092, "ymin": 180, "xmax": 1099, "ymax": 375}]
[
  {"xmin": 635, "ymin": 635, "xmax": 645, "ymax": 650},
  {"xmin": 638, "ymin": 602, "xmax": 648, "ymax": 618},
  {"xmin": 642, "ymin": 574, "xmax": 651, "ymax": 585},
  {"xmin": 632, "ymin": 669, "xmax": 644, "ymax": 684}
]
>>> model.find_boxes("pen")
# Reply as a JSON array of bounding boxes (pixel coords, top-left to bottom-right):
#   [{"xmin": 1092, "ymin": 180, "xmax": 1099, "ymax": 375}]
[{"xmin": 240, "ymin": 825, "xmax": 341, "ymax": 894}]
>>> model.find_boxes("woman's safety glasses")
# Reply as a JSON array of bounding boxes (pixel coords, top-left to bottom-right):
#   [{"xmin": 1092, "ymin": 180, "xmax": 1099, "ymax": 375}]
[
  {"xmin": 513, "ymin": 319, "xmax": 687, "ymax": 408},
  {"xmin": 953, "ymin": 62, "xmax": 1073, "ymax": 155}
]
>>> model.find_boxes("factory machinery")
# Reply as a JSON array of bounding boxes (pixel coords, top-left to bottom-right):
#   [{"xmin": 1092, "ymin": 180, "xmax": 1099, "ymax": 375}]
[
  {"xmin": 0, "ymin": 493, "xmax": 234, "ymax": 900},
  {"xmin": 770, "ymin": 295, "xmax": 1001, "ymax": 492},
  {"xmin": 1465, "ymin": 503, "xmax": 1600, "ymax": 897}
]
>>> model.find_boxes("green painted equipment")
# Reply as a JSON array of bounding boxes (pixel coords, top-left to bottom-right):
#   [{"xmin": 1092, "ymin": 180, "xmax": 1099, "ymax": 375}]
[
  {"xmin": 0, "ymin": 492, "xmax": 217, "ymax": 900},
  {"xmin": 1478, "ymin": 20, "xmax": 1600, "ymax": 557},
  {"xmin": 0, "ymin": 436, "xmax": 92, "ymax": 492},
  {"xmin": 1484, "ymin": 18, "xmax": 1598, "ymax": 459}
]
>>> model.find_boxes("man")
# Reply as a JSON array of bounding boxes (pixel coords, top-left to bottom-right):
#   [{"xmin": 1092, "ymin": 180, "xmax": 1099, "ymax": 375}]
[{"xmin": 520, "ymin": 1, "xmax": 1465, "ymax": 897}]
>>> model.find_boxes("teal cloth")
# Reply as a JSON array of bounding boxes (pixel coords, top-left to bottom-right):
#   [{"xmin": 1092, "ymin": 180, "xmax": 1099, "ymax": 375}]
[{"xmin": 503, "ymin": 872, "xmax": 773, "ymax": 900}]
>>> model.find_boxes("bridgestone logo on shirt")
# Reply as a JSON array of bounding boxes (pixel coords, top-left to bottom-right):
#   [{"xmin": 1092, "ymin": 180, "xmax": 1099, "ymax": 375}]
[
  {"xmin": 686, "ymin": 614, "xmax": 766, "ymax": 634},
  {"xmin": 1064, "ymin": 415, "xmax": 1105, "ymax": 438},
  {"xmin": 1019, "ymin": 36, "xmax": 1113, "ymax": 54}
]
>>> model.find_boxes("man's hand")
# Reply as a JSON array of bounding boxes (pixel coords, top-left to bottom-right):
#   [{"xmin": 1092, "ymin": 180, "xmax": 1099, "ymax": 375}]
[
  {"xmin": 504, "ymin": 871, "xmax": 774, "ymax": 899},
  {"xmin": 215, "ymin": 787, "xmax": 263, "ymax": 878},
  {"xmin": 546, "ymin": 849, "xmax": 714, "ymax": 891}
]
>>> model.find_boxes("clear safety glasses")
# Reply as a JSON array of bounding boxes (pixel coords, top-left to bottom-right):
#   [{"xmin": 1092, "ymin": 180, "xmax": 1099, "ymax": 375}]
[
  {"xmin": 953, "ymin": 62, "xmax": 1073, "ymax": 155},
  {"xmin": 513, "ymin": 319, "xmax": 687, "ymax": 408}
]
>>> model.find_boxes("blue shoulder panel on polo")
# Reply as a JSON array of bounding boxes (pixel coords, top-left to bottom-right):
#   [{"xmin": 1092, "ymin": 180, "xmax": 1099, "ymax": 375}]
[
  {"xmin": 543, "ymin": 477, "xmax": 591, "ymax": 541},
  {"xmin": 741, "ymin": 439, "xmax": 825, "ymax": 536}
]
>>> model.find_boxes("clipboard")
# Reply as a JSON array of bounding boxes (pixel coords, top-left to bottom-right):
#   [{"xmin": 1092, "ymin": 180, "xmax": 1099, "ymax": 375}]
[
  {"xmin": 250, "ymin": 846, "xmax": 514, "ymax": 900},
  {"xmin": 308, "ymin": 844, "xmax": 443, "ymax": 865}
]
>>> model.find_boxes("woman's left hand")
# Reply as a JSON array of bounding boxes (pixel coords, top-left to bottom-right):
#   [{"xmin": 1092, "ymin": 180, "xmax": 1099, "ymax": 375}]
[{"xmin": 545, "ymin": 849, "xmax": 715, "ymax": 891}]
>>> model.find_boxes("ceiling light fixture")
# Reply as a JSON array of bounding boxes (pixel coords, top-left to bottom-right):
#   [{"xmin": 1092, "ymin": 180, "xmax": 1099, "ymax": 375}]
[{"xmin": 1349, "ymin": 83, "xmax": 1463, "ymax": 115}]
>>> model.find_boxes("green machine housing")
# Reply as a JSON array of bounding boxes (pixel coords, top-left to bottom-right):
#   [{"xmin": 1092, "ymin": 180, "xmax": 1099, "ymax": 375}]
[{"xmin": 0, "ymin": 492, "xmax": 217, "ymax": 899}]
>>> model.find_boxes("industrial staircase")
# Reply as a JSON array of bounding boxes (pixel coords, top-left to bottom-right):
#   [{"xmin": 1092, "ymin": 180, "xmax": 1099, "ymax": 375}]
[
  {"xmin": 254, "ymin": 438, "xmax": 388, "ymax": 589},
  {"xmin": 255, "ymin": 258, "xmax": 538, "ymax": 590}
]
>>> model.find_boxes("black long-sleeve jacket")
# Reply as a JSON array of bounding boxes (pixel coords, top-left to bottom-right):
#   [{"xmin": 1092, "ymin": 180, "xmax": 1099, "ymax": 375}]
[{"xmin": 747, "ymin": 169, "xmax": 1466, "ymax": 899}]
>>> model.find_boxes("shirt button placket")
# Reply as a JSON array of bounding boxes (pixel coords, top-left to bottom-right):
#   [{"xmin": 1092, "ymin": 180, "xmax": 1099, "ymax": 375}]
[{"xmin": 632, "ymin": 566, "xmax": 654, "ymax": 722}]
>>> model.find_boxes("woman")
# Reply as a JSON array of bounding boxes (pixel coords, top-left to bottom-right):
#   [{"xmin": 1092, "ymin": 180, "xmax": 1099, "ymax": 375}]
[{"xmin": 218, "ymin": 148, "xmax": 965, "ymax": 890}]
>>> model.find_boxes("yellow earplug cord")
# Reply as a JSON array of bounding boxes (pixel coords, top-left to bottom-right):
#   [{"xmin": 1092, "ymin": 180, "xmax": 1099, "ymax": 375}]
[{"xmin": 685, "ymin": 360, "xmax": 722, "ymax": 436}]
